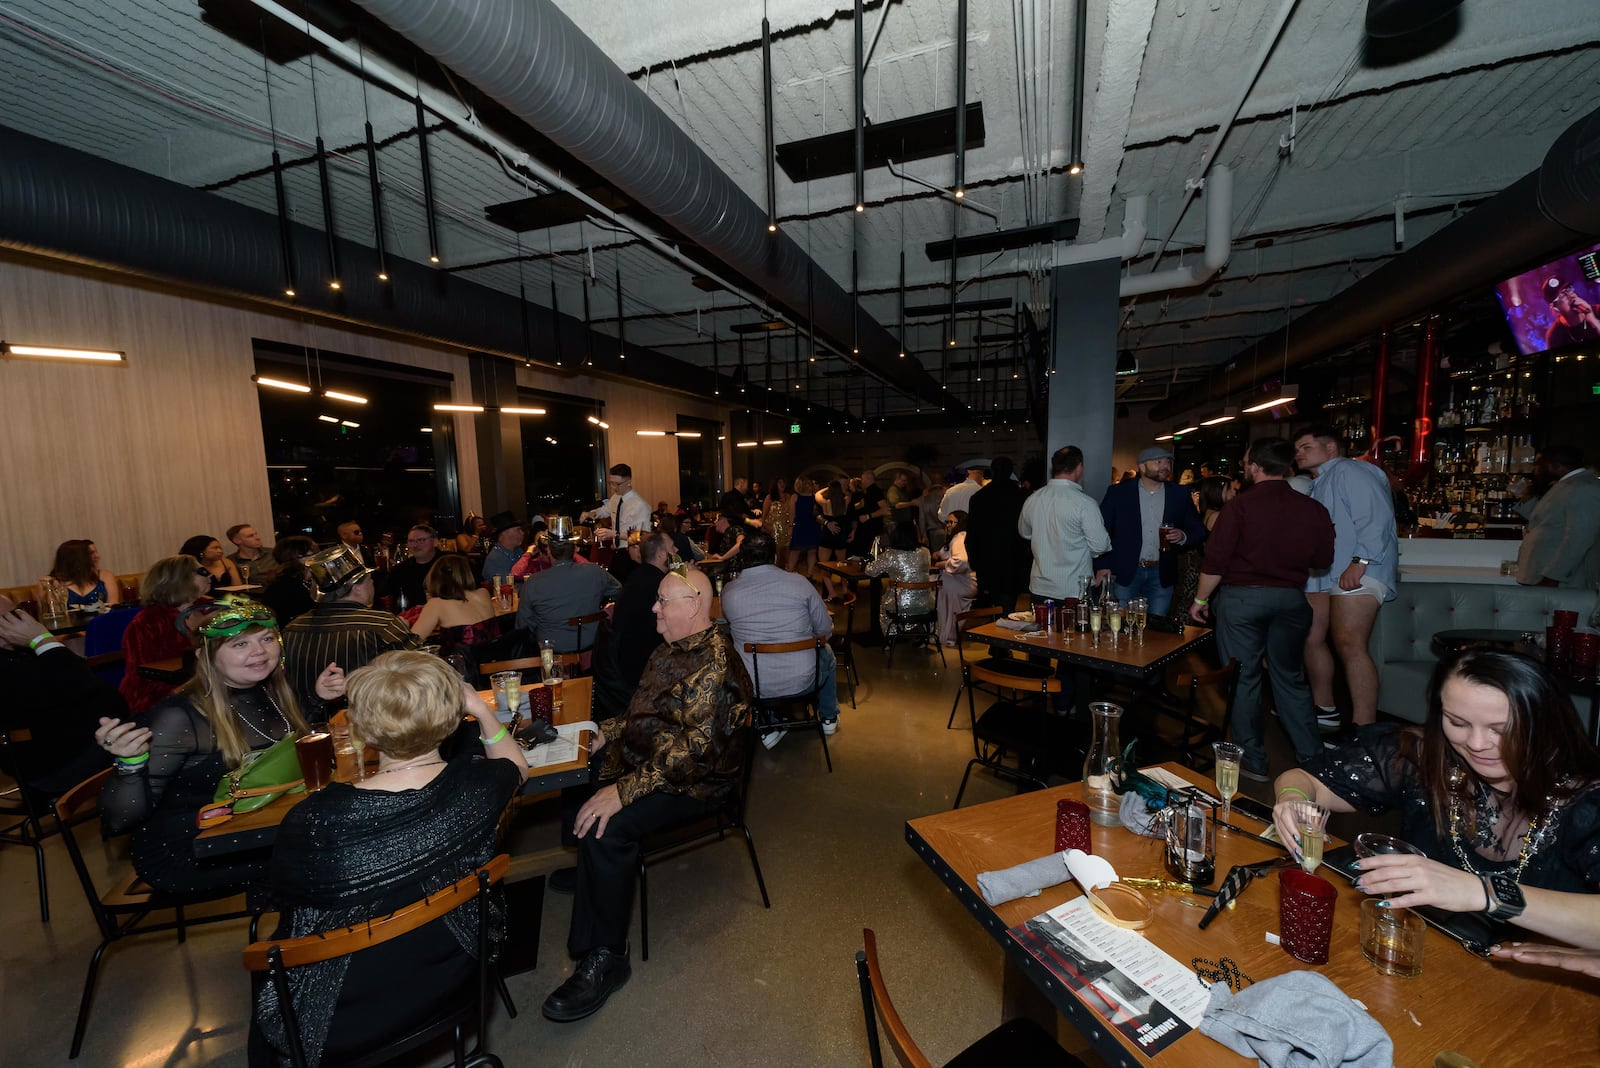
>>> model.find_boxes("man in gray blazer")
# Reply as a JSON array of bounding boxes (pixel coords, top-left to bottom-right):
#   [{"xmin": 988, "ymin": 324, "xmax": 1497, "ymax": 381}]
[{"xmin": 1514, "ymin": 444, "xmax": 1600, "ymax": 589}]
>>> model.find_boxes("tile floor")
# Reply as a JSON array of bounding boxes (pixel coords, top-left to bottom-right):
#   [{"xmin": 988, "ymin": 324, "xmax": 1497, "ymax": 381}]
[{"xmin": 2, "ymin": 636, "xmax": 1304, "ymax": 1067}]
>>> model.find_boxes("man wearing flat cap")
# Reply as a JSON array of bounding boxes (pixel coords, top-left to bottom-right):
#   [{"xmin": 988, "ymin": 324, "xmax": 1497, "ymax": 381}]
[
  {"xmin": 1544, "ymin": 278, "xmax": 1600, "ymax": 351},
  {"xmin": 283, "ymin": 543, "xmax": 418, "ymax": 715},
  {"xmin": 1093, "ymin": 445, "xmax": 1207, "ymax": 617}
]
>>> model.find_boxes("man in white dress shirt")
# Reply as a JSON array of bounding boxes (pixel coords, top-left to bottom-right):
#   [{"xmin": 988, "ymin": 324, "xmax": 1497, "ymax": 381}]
[
  {"xmin": 582, "ymin": 464, "xmax": 651, "ymax": 545},
  {"xmin": 1019, "ymin": 446, "xmax": 1112, "ymax": 602}
]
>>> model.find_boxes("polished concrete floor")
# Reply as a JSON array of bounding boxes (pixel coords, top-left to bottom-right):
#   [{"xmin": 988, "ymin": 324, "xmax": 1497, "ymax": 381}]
[{"xmin": 2, "ymin": 634, "xmax": 1305, "ymax": 1067}]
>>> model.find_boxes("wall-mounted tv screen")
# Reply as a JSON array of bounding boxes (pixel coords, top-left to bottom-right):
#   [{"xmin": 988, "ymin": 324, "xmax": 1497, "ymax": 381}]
[{"xmin": 1494, "ymin": 241, "xmax": 1600, "ymax": 356}]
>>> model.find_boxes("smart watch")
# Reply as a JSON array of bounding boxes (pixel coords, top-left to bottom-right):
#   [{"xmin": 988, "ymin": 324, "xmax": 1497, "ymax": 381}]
[
  {"xmin": 1351, "ymin": 556, "xmax": 1372, "ymax": 566},
  {"xmin": 1480, "ymin": 872, "xmax": 1526, "ymax": 921}
]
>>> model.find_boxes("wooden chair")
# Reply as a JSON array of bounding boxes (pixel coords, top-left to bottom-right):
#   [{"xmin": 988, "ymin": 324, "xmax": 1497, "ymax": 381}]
[
  {"xmin": 243, "ymin": 855, "xmax": 511, "ymax": 1068},
  {"xmin": 856, "ymin": 928, "xmax": 1083, "ymax": 1068},
  {"xmin": 883, "ymin": 579, "xmax": 944, "ymax": 668},
  {"xmin": 637, "ymin": 724, "xmax": 769, "ymax": 962},
  {"xmin": 0, "ymin": 728, "xmax": 61, "ymax": 921},
  {"xmin": 478, "ymin": 652, "xmax": 581, "ymax": 683},
  {"xmin": 745, "ymin": 637, "xmax": 833, "ymax": 772},
  {"xmin": 952, "ymin": 664, "xmax": 1081, "ymax": 809},
  {"xmin": 828, "ymin": 591, "xmax": 861, "ymax": 709},
  {"xmin": 56, "ymin": 768, "xmax": 256, "ymax": 1058},
  {"xmin": 944, "ymin": 607, "xmax": 1052, "ymax": 729}
]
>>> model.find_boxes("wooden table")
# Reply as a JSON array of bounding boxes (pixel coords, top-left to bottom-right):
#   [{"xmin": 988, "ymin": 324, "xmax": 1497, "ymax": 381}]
[
  {"xmin": 906, "ymin": 765, "xmax": 1600, "ymax": 1068},
  {"xmin": 138, "ymin": 654, "xmax": 193, "ymax": 684},
  {"xmin": 816, "ymin": 558, "xmax": 883, "ymax": 642},
  {"xmin": 194, "ymin": 675, "xmax": 596, "ymax": 858},
  {"xmin": 966, "ymin": 620, "xmax": 1212, "ymax": 716}
]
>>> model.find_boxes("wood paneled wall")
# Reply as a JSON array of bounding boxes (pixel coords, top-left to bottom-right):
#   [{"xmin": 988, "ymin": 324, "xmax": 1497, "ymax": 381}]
[{"xmin": 0, "ymin": 255, "xmax": 729, "ymax": 587}]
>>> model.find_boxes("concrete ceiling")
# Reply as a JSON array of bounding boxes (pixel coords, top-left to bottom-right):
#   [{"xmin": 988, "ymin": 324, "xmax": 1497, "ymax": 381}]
[{"xmin": 2, "ymin": 0, "xmax": 1596, "ymax": 425}]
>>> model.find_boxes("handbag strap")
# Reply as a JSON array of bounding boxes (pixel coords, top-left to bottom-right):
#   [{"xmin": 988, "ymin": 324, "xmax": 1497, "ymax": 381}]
[{"xmin": 228, "ymin": 779, "xmax": 305, "ymax": 800}]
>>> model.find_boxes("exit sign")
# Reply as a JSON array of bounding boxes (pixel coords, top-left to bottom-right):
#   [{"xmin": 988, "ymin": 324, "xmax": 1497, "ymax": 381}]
[
  {"xmin": 790, "ymin": 423, "xmax": 801, "ymax": 434},
  {"xmin": 1592, "ymin": 382, "xmax": 1600, "ymax": 395}
]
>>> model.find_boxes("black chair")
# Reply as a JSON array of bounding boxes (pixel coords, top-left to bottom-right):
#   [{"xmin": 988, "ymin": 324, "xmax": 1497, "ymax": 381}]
[
  {"xmin": 566, "ymin": 610, "xmax": 607, "ymax": 674},
  {"xmin": 883, "ymin": 578, "xmax": 945, "ymax": 668},
  {"xmin": 243, "ymin": 856, "xmax": 510, "ymax": 1068},
  {"xmin": 952, "ymin": 663, "xmax": 1081, "ymax": 809},
  {"xmin": 637, "ymin": 724, "xmax": 770, "ymax": 961},
  {"xmin": 0, "ymin": 728, "xmax": 63, "ymax": 921},
  {"xmin": 944, "ymin": 607, "xmax": 1053, "ymax": 729},
  {"xmin": 828, "ymin": 592, "xmax": 861, "ymax": 710},
  {"xmin": 856, "ymin": 927, "xmax": 1084, "ymax": 1068},
  {"xmin": 1138, "ymin": 659, "xmax": 1240, "ymax": 769},
  {"xmin": 57, "ymin": 768, "xmax": 258, "ymax": 1058},
  {"xmin": 745, "ymin": 637, "xmax": 834, "ymax": 772}
]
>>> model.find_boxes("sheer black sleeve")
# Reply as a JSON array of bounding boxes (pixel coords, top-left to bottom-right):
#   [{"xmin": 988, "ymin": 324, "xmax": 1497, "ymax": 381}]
[
  {"xmin": 98, "ymin": 698, "xmax": 204, "ymax": 835},
  {"xmin": 1299, "ymin": 723, "xmax": 1420, "ymax": 818}
]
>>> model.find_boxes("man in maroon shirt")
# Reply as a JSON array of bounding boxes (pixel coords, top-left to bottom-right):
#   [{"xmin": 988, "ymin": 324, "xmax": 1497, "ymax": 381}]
[{"xmin": 1190, "ymin": 438, "xmax": 1335, "ymax": 778}]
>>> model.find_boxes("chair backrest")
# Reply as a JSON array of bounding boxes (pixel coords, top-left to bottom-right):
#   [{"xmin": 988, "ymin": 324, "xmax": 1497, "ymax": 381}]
[
  {"xmin": 744, "ymin": 637, "xmax": 826, "ymax": 701},
  {"xmin": 84, "ymin": 609, "xmax": 139, "ymax": 658},
  {"xmin": 54, "ymin": 768, "xmax": 121, "ymax": 939},
  {"xmin": 953, "ymin": 606, "xmax": 1004, "ymax": 664},
  {"xmin": 243, "ymin": 855, "xmax": 510, "ymax": 1068},
  {"xmin": 1174, "ymin": 658, "xmax": 1240, "ymax": 735},
  {"xmin": 965, "ymin": 661, "xmax": 1062, "ymax": 694},
  {"xmin": 856, "ymin": 928, "xmax": 935, "ymax": 1068},
  {"xmin": 479, "ymin": 653, "xmax": 580, "ymax": 680},
  {"xmin": 567, "ymin": 610, "xmax": 607, "ymax": 655},
  {"xmin": 831, "ymin": 591, "xmax": 858, "ymax": 635}
]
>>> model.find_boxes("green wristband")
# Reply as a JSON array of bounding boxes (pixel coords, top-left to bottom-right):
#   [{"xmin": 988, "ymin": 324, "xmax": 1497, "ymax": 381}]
[
  {"xmin": 114, "ymin": 753, "xmax": 151, "ymax": 767},
  {"xmin": 1192, "ymin": 597, "xmax": 1209, "ymax": 606},
  {"xmin": 482, "ymin": 725, "xmax": 509, "ymax": 746},
  {"xmin": 1277, "ymin": 786, "xmax": 1310, "ymax": 801},
  {"xmin": 28, "ymin": 632, "xmax": 55, "ymax": 650}
]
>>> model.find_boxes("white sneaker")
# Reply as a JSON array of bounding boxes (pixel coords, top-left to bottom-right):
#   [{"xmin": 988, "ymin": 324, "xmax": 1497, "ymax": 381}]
[
  {"xmin": 761, "ymin": 730, "xmax": 785, "ymax": 750},
  {"xmin": 821, "ymin": 719, "xmax": 839, "ymax": 736}
]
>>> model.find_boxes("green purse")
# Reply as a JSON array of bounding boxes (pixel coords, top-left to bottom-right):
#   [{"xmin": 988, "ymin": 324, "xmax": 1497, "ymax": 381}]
[{"xmin": 199, "ymin": 732, "xmax": 307, "ymax": 827}]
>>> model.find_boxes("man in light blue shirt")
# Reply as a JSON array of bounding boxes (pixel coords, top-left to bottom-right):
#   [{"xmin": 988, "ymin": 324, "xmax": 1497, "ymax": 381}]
[
  {"xmin": 1293, "ymin": 426, "xmax": 1398, "ymax": 735},
  {"xmin": 1018, "ymin": 445, "xmax": 1113, "ymax": 601},
  {"xmin": 721, "ymin": 531, "xmax": 841, "ymax": 746}
]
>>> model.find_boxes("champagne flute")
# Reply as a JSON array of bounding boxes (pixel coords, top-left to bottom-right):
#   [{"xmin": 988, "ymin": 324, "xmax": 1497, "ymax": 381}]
[
  {"xmin": 1089, "ymin": 600, "xmax": 1103, "ymax": 637},
  {"xmin": 1212, "ymin": 741, "xmax": 1242, "ymax": 824},
  {"xmin": 1289, "ymin": 801, "xmax": 1330, "ymax": 874},
  {"xmin": 1134, "ymin": 598, "xmax": 1148, "ymax": 644},
  {"xmin": 1108, "ymin": 598, "xmax": 1123, "ymax": 637}
]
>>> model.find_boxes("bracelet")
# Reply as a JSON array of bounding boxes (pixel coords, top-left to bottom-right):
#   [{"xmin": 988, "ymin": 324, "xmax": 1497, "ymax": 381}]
[
  {"xmin": 1276, "ymin": 786, "xmax": 1311, "ymax": 802},
  {"xmin": 114, "ymin": 753, "xmax": 150, "ymax": 768},
  {"xmin": 481, "ymin": 725, "xmax": 509, "ymax": 746},
  {"xmin": 28, "ymin": 632, "xmax": 54, "ymax": 650},
  {"xmin": 1192, "ymin": 597, "xmax": 1209, "ymax": 606},
  {"xmin": 1085, "ymin": 882, "xmax": 1153, "ymax": 930}
]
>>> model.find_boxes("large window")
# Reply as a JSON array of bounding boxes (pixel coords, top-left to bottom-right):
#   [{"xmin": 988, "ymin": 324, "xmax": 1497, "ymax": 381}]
[
  {"xmin": 521, "ymin": 390, "xmax": 609, "ymax": 519},
  {"xmin": 254, "ymin": 342, "xmax": 460, "ymax": 542},
  {"xmin": 676, "ymin": 415, "xmax": 723, "ymax": 507}
]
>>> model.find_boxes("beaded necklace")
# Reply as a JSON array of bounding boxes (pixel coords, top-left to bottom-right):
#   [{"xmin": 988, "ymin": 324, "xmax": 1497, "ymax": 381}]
[
  {"xmin": 231, "ymin": 688, "xmax": 290, "ymax": 745},
  {"xmin": 1445, "ymin": 765, "xmax": 1549, "ymax": 883}
]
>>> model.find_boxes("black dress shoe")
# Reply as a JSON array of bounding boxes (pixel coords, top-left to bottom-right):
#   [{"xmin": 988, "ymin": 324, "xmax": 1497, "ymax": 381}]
[
  {"xmin": 548, "ymin": 866, "xmax": 576, "ymax": 894},
  {"xmin": 542, "ymin": 946, "xmax": 632, "ymax": 1022}
]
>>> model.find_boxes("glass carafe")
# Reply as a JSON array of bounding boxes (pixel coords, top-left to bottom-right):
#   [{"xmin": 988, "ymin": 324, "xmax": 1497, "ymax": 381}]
[{"xmin": 1082, "ymin": 701, "xmax": 1124, "ymax": 825}]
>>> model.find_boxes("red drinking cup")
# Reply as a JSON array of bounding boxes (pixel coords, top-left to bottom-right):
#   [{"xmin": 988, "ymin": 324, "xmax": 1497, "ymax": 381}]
[
  {"xmin": 1571, "ymin": 631, "xmax": 1599, "ymax": 681},
  {"xmin": 1547, "ymin": 627, "xmax": 1573, "ymax": 675},
  {"xmin": 1055, "ymin": 799, "xmax": 1092, "ymax": 854},
  {"xmin": 527, "ymin": 683, "xmax": 554, "ymax": 725},
  {"xmin": 1553, "ymin": 610, "xmax": 1579, "ymax": 632},
  {"xmin": 1033, "ymin": 601, "xmax": 1054, "ymax": 630},
  {"xmin": 1278, "ymin": 869, "xmax": 1337, "ymax": 964}
]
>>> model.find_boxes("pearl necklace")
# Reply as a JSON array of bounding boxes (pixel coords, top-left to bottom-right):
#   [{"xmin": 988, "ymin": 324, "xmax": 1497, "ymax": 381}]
[{"xmin": 231, "ymin": 689, "xmax": 290, "ymax": 745}]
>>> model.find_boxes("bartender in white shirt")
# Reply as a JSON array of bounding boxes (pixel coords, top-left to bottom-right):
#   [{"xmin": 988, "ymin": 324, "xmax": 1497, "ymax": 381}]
[{"xmin": 581, "ymin": 463, "xmax": 652, "ymax": 544}]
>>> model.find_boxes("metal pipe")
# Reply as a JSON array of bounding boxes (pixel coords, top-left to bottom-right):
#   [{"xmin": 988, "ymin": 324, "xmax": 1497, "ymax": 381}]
[
  {"xmin": 763, "ymin": 16, "xmax": 777, "ymax": 232},
  {"xmin": 1119, "ymin": 166, "xmax": 1230, "ymax": 296},
  {"xmin": 883, "ymin": 159, "xmax": 998, "ymax": 219},
  {"xmin": 415, "ymin": 96, "xmax": 440, "ymax": 263},
  {"xmin": 1369, "ymin": 326, "xmax": 1389, "ymax": 452},
  {"xmin": 615, "ymin": 267, "xmax": 625, "ymax": 359},
  {"xmin": 315, "ymin": 137, "xmax": 341, "ymax": 286},
  {"xmin": 854, "ymin": 0, "xmax": 866, "ymax": 212},
  {"xmin": 271, "ymin": 150, "xmax": 296, "ymax": 297},
  {"xmin": 363, "ymin": 122, "xmax": 389, "ymax": 280},
  {"xmin": 1069, "ymin": 0, "xmax": 1086, "ymax": 170},
  {"xmin": 954, "ymin": 0, "xmax": 967, "ymax": 196}
]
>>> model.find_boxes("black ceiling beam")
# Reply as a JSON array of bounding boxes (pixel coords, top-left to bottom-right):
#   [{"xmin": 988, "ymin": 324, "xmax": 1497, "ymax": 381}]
[
  {"xmin": 484, "ymin": 186, "xmax": 636, "ymax": 232},
  {"xmin": 904, "ymin": 296, "xmax": 1011, "ymax": 318},
  {"xmin": 925, "ymin": 217, "xmax": 1080, "ymax": 261},
  {"xmin": 775, "ymin": 103, "xmax": 985, "ymax": 182}
]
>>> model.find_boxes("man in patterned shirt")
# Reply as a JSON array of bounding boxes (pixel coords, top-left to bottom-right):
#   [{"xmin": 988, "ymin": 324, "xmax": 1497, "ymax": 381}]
[
  {"xmin": 282, "ymin": 543, "xmax": 418, "ymax": 716},
  {"xmin": 543, "ymin": 564, "xmax": 752, "ymax": 1023}
]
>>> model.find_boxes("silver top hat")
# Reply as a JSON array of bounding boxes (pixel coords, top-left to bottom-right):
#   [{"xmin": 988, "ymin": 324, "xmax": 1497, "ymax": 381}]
[
  {"xmin": 543, "ymin": 515, "xmax": 580, "ymax": 542},
  {"xmin": 306, "ymin": 543, "xmax": 375, "ymax": 599}
]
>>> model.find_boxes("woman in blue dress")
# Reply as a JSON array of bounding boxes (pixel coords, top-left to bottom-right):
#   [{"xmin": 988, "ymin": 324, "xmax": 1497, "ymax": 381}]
[
  {"xmin": 51, "ymin": 539, "xmax": 122, "ymax": 607},
  {"xmin": 787, "ymin": 476, "xmax": 822, "ymax": 581}
]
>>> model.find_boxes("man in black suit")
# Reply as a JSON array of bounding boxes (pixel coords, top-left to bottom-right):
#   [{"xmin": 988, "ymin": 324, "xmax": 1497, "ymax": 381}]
[{"xmin": 964, "ymin": 456, "xmax": 1031, "ymax": 613}]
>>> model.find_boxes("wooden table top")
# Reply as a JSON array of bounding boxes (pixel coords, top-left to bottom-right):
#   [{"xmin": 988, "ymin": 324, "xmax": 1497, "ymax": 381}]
[
  {"xmin": 815, "ymin": 559, "xmax": 869, "ymax": 580},
  {"xmin": 966, "ymin": 620, "xmax": 1213, "ymax": 678},
  {"xmin": 194, "ymin": 674, "xmax": 595, "ymax": 857},
  {"xmin": 906, "ymin": 765, "xmax": 1600, "ymax": 1068}
]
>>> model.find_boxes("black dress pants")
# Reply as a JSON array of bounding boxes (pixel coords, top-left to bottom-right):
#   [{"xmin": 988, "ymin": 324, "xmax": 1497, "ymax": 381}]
[{"xmin": 566, "ymin": 788, "xmax": 721, "ymax": 956}]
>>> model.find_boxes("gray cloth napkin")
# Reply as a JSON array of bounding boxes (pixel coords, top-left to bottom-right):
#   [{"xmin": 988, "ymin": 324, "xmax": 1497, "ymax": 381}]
[
  {"xmin": 994, "ymin": 617, "xmax": 1040, "ymax": 631},
  {"xmin": 975, "ymin": 853, "xmax": 1066, "ymax": 906},
  {"xmin": 1200, "ymin": 971, "xmax": 1395, "ymax": 1068}
]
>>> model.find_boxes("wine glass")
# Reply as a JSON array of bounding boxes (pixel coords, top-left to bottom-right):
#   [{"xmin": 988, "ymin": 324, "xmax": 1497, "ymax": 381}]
[
  {"xmin": 1288, "ymin": 801, "xmax": 1330, "ymax": 873},
  {"xmin": 1212, "ymin": 741, "xmax": 1242, "ymax": 823}
]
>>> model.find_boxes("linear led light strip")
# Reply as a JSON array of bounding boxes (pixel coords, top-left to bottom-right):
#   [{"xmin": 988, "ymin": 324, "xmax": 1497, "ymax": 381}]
[
  {"xmin": 433, "ymin": 404, "xmax": 548, "ymax": 415},
  {"xmin": 3, "ymin": 343, "xmax": 125, "ymax": 362}
]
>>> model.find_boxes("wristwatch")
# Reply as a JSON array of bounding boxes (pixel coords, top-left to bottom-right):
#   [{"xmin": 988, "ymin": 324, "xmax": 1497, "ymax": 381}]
[
  {"xmin": 1480, "ymin": 872, "xmax": 1526, "ymax": 920},
  {"xmin": 1351, "ymin": 556, "xmax": 1372, "ymax": 566}
]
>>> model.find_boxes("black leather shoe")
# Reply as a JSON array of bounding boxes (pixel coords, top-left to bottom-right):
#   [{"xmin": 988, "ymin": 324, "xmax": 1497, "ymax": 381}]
[
  {"xmin": 547, "ymin": 866, "xmax": 576, "ymax": 894},
  {"xmin": 542, "ymin": 946, "xmax": 632, "ymax": 1022}
]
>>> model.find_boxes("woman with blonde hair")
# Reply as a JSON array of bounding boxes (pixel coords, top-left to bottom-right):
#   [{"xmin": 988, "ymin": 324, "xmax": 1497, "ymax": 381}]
[
  {"xmin": 97, "ymin": 595, "xmax": 341, "ymax": 892},
  {"xmin": 252, "ymin": 651, "xmax": 526, "ymax": 1065},
  {"xmin": 787, "ymin": 476, "xmax": 821, "ymax": 579}
]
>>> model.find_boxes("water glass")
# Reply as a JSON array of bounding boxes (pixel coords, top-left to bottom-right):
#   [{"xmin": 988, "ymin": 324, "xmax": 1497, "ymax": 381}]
[{"xmin": 1360, "ymin": 899, "xmax": 1425, "ymax": 978}]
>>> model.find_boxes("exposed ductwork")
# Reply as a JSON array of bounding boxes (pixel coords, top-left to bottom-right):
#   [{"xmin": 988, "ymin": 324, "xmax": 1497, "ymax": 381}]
[
  {"xmin": 1149, "ymin": 104, "xmax": 1600, "ymax": 421},
  {"xmin": 350, "ymin": 0, "xmax": 948, "ymax": 409},
  {"xmin": 1119, "ymin": 166, "xmax": 1231, "ymax": 297},
  {"xmin": 0, "ymin": 124, "xmax": 744, "ymax": 404}
]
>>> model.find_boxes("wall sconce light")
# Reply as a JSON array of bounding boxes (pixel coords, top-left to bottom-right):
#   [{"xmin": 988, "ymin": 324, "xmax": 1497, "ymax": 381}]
[
  {"xmin": 255, "ymin": 374, "xmax": 312, "ymax": 393},
  {"xmin": 587, "ymin": 415, "xmax": 610, "ymax": 430},
  {"xmin": 501, "ymin": 407, "xmax": 547, "ymax": 416},
  {"xmin": 1242, "ymin": 384, "xmax": 1298, "ymax": 413},
  {"xmin": 2, "ymin": 342, "xmax": 126, "ymax": 363},
  {"xmin": 434, "ymin": 403, "xmax": 486, "ymax": 413},
  {"xmin": 324, "ymin": 389, "xmax": 368, "ymax": 404}
]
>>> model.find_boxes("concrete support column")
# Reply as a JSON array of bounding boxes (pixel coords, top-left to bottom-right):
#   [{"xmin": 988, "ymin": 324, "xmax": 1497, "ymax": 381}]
[{"xmin": 1047, "ymin": 259, "xmax": 1120, "ymax": 503}]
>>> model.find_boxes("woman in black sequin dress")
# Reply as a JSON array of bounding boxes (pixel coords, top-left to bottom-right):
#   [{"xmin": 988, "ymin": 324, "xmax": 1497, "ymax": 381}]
[{"xmin": 1270, "ymin": 649, "xmax": 1600, "ymax": 948}]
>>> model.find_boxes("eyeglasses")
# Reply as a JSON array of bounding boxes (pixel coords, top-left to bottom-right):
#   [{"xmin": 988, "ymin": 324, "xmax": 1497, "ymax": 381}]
[
  {"xmin": 406, "ymin": 536, "xmax": 432, "ymax": 545},
  {"xmin": 655, "ymin": 592, "xmax": 701, "ymax": 607}
]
